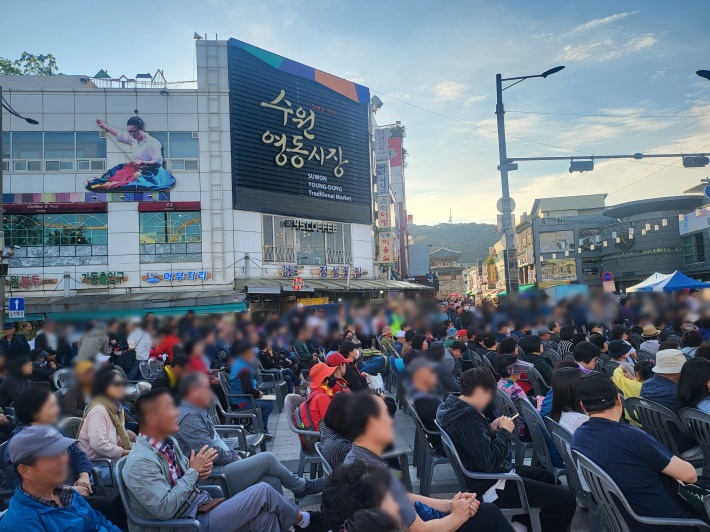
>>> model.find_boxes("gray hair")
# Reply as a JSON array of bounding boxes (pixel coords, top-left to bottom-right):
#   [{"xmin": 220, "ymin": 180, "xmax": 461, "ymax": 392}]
[{"xmin": 178, "ymin": 371, "xmax": 209, "ymax": 400}]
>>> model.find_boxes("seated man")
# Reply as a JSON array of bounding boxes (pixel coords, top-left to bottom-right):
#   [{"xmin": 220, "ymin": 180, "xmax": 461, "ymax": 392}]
[
  {"xmin": 572, "ymin": 341, "xmax": 600, "ymax": 374},
  {"xmin": 151, "ymin": 353, "xmax": 190, "ymax": 398},
  {"xmin": 175, "ymin": 372, "xmax": 325, "ymax": 498},
  {"xmin": 426, "ymin": 342, "xmax": 460, "ymax": 395},
  {"xmin": 517, "ymin": 335, "xmax": 553, "ymax": 384},
  {"xmin": 2, "ymin": 424, "xmax": 121, "ymax": 531},
  {"xmin": 406, "ymin": 359, "xmax": 445, "ymax": 456},
  {"xmin": 436, "ymin": 368, "xmax": 577, "ymax": 532},
  {"xmin": 123, "ymin": 388, "xmax": 311, "ymax": 532},
  {"xmin": 343, "ymin": 392, "xmax": 512, "ymax": 532},
  {"xmin": 572, "ymin": 372, "xmax": 701, "ymax": 529}
]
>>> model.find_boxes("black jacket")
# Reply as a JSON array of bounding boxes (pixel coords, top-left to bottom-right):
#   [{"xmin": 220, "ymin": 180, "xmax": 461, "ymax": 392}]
[
  {"xmin": 436, "ymin": 394, "xmax": 513, "ymax": 494},
  {"xmin": 151, "ymin": 370, "xmax": 177, "ymax": 397},
  {"xmin": 342, "ymin": 362, "xmax": 367, "ymax": 392},
  {"xmin": 459, "ymin": 310, "xmax": 475, "ymax": 329},
  {"xmin": 0, "ymin": 334, "xmax": 30, "ymax": 360},
  {"xmin": 520, "ymin": 353, "xmax": 553, "ymax": 385},
  {"xmin": 0, "ymin": 375, "xmax": 31, "ymax": 408}
]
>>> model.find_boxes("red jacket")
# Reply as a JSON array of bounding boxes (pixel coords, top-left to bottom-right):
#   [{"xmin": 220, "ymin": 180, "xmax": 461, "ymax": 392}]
[
  {"xmin": 150, "ymin": 335, "xmax": 181, "ymax": 362},
  {"xmin": 299, "ymin": 388, "xmax": 333, "ymax": 432}
]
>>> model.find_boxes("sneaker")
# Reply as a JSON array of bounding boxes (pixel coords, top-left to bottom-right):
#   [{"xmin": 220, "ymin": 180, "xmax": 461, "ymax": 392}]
[
  {"xmin": 263, "ymin": 432, "xmax": 274, "ymax": 441},
  {"xmin": 293, "ymin": 476, "xmax": 327, "ymax": 499}
]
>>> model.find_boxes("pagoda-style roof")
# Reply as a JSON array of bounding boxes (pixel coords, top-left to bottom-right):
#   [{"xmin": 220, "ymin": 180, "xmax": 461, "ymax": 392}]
[{"xmin": 429, "ymin": 247, "xmax": 462, "ymax": 260}]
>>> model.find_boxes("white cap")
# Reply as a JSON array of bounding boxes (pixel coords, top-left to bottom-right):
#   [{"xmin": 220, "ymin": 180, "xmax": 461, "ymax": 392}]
[
  {"xmin": 129, "ymin": 317, "xmax": 142, "ymax": 325},
  {"xmin": 395, "ymin": 330, "xmax": 406, "ymax": 338},
  {"xmin": 95, "ymin": 353, "xmax": 112, "ymax": 364},
  {"xmin": 297, "ymin": 303, "xmax": 304, "ymax": 308}
]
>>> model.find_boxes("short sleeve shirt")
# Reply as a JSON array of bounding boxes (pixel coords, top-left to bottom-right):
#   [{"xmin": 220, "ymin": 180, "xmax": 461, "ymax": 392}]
[
  {"xmin": 572, "ymin": 417, "xmax": 695, "ymax": 529},
  {"xmin": 344, "ymin": 445, "xmax": 417, "ymax": 527}
]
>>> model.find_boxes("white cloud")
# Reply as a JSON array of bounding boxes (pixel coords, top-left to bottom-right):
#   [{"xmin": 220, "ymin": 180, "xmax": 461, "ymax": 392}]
[
  {"xmin": 558, "ymin": 42, "xmax": 606, "ymax": 62},
  {"xmin": 432, "ymin": 81, "xmax": 467, "ymax": 101},
  {"xmin": 626, "ymin": 34, "xmax": 657, "ymax": 51},
  {"xmin": 570, "ymin": 11, "xmax": 638, "ymax": 33}
]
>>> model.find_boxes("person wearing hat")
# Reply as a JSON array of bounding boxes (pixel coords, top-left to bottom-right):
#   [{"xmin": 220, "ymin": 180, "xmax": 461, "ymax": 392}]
[
  {"xmin": 393, "ymin": 330, "xmax": 407, "ymax": 356},
  {"xmin": 1, "ymin": 424, "xmax": 122, "ymax": 531},
  {"xmin": 608, "ymin": 339, "xmax": 635, "ymax": 376},
  {"xmin": 330, "ymin": 342, "xmax": 367, "ymax": 393},
  {"xmin": 62, "ymin": 361, "xmax": 95, "ymax": 418},
  {"xmin": 639, "ymin": 325, "xmax": 661, "ymax": 355},
  {"xmin": 379, "ymin": 325, "xmax": 395, "ymax": 355},
  {"xmin": 611, "ymin": 324, "xmax": 637, "ymax": 358},
  {"xmin": 572, "ymin": 372, "xmax": 702, "ymax": 528},
  {"xmin": 443, "ymin": 327, "xmax": 458, "ymax": 349},
  {"xmin": 640, "ymin": 349, "xmax": 701, "ymax": 459},
  {"xmin": 0, "ymin": 321, "xmax": 30, "ymax": 360},
  {"xmin": 229, "ymin": 341, "xmax": 275, "ymax": 437},
  {"xmin": 296, "ymin": 362, "xmax": 346, "ymax": 437},
  {"xmin": 324, "ymin": 352, "xmax": 350, "ymax": 394}
]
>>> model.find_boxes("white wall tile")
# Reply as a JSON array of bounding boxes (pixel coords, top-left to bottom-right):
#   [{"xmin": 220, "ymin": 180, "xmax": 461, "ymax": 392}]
[
  {"xmin": 74, "ymin": 94, "xmax": 107, "ymax": 114},
  {"xmin": 44, "ymin": 174, "xmax": 77, "ymax": 193}
]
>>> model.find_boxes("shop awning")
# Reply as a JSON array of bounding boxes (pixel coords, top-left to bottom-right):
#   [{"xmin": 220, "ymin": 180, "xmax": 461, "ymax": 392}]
[
  {"xmin": 498, "ymin": 284, "xmax": 536, "ymax": 297},
  {"xmin": 19, "ymin": 289, "xmax": 247, "ymax": 321},
  {"xmin": 239, "ymin": 277, "xmax": 431, "ymax": 294}
]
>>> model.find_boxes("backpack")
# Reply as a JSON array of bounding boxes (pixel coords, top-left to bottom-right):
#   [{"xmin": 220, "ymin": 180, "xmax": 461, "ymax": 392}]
[{"xmin": 293, "ymin": 390, "xmax": 326, "ymax": 450}]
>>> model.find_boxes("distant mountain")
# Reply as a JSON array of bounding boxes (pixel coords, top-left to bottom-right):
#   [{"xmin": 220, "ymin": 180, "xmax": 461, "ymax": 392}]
[{"xmin": 409, "ymin": 222, "xmax": 500, "ymax": 265}]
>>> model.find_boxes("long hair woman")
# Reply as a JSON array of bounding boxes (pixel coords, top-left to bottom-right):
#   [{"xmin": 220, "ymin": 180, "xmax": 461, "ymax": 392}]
[
  {"xmin": 678, "ymin": 358, "xmax": 710, "ymax": 414},
  {"xmin": 550, "ymin": 366, "xmax": 588, "ymax": 434}
]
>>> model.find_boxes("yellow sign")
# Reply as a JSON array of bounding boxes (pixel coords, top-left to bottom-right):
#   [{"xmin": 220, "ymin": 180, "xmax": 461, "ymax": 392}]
[
  {"xmin": 297, "ymin": 297, "xmax": 330, "ymax": 306},
  {"xmin": 537, "ymin": 281, "xmax": 571, "ymax": 289}
]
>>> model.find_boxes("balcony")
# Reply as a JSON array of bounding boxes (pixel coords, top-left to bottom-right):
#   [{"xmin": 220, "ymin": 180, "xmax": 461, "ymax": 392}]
[{"xmin": 263, "ymin": 246, "xmax": 296, "ymax": 263}]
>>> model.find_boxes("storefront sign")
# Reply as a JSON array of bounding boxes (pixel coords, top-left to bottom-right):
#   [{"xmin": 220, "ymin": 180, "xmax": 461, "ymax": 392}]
[
  {"xmin": 297, "ymin": 297, "xmax": 329, "ymax": 306},
  {"xmin": 6, "ymin": 275, "xmax": 58, "ymax": 290},
  {"xmin": 377, "ymin": 196, "xmax": 393, "ymax": 229},
  {"xmin": 142, "ymin": 271, "xmax": 211, "ymax": 283},
  {"xmin": 376, "ymin": 163, "xmax": 389, "ymax": 196},
  {"xmin": 540, "ymin": 259, "xmax": 577, "ymax": 282},
  {"xmin": 679, "ymin": 205, "xmax": 710, "ymax": 235},
  {"xmin": 540, "ymin": 231, "xmax": 574, "ymax": 253},
  {"xmin": 286, "ymin": 219, "xmax": 338, "ymax": 233},
  {"xmin": 309, "ymin": 267, "xmax": 364, "ymax": 278},
  {"xmin": 6, "ymin": 202, "xmax": 108, "ymax": 214},
  {"xmin": 81, "ymin": 272, "xmax": 127, "ymax": 285},
  {"xmin": 228, "ymin": 38, "xmax": 372, "ymax": 225},
  {"xmin": 138, "ymin": 202, "xmax": 201, "ymax": 212},
  {"xmin": 281, "ymin": 265, "xmax": 302, "ymax": 277},
  {"xmin": 374, "ymin": 128, "xmax": 391, "ymax": 161},
  {"xmin": 378, "ymin": 232, "xmax": 393, "ymax": 264},
  {"xmin": 292, "ymin": 276, "xmax": 305, "ymax": 290}
]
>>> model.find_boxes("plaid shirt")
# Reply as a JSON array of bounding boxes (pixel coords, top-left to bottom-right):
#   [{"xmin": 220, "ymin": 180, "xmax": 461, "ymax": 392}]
[
  {"xmin": 141, "ymin": 434, "xmax": 182, "ymax": 487},
  {"xmin": 19, "ymin": 485, "xmax": 74, "ymax": 508}
]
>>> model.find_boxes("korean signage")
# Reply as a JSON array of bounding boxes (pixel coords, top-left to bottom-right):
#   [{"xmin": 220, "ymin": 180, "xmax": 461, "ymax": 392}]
[
  {"xmin": 374, "ymin": 128, "xmax": 391, "ymax": 161},
  {"xmin": 287, "ymin": 219, "xmax": 338, "ymax": 233},
  {"xmin": 142, "ymin": 271, "xmax": 211, "ymax": 283},
  {"xmin": 540, "ymin": 259, "xmax": 577, "ymax": 282},
  {"xmin": 309, "ymin": 267, "xmax": 365, "ymax": 278},
  {"xmin": 6, "ymin": 275, "xmax": 58, "ymax": 290},
  {"xmin": 228, "ymin": 38, "xmax": 372, "ymax": 225},
  {"xmin": 81, "ymin": 272, "xmax": 128, "ymax": 285},
  {"xmin": 297, "ymin": 297, "xmax": 330, "ymax": 306},
  {"xmin": 377, "ymin": 196, "xmax": 393, "ymax": 229},
  {"xmin": 378, "ymin": 231, "xmax": 393, "ymax": 264},
  {"xmin": 679, "ymin": 205, "xmax": 710, "ymax": 236},
  {"xmin": 376, "ymin": 163, "xmax": 390, "ymax": 196},
  {"xmin": 539, "ymin": 230, "xmax": 574, "ymax": 254}
]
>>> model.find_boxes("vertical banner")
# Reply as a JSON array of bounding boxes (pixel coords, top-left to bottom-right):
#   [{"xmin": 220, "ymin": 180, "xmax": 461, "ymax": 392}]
[
  {"xmin": 375, "ymin": 163, "xmax": 389, "ymax": 196},
  {"xmin": 377, "ymin": 196, "xmax": 392, "ymax": 229},
  {"xmin": 378, "ymin": 231, "xmax": 393, "ymax": 264}
]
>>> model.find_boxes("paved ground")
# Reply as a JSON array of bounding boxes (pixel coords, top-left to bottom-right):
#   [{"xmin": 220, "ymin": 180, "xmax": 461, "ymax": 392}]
[{"xmin": 264, "ymin": 398, "xmax": 590, "ymax": 531}]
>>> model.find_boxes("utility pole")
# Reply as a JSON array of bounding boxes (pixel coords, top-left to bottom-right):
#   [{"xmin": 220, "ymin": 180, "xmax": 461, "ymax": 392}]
[{"xmin": 495, "ymin": 74, "xmax": 519, "ymax": 297}]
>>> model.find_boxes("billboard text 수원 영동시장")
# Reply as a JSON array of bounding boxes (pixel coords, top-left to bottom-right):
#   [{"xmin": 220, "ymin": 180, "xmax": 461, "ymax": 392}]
[{"xmin": 228, "ymin": 38, "xmax": 372, "ymax": 224}]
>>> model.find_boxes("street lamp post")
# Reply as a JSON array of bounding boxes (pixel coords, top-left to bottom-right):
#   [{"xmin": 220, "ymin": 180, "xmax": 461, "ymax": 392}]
[
  {"xmin": 495, "ymin": 66, "xmax": 565, "ymax": 297},
  {"xmin": 0, "ymin": 86, "xmax": 39, "ymax": 319}
]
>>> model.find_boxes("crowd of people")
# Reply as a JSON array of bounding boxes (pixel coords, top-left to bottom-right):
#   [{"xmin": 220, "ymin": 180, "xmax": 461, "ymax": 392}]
[{"xmin": 0, "ymin": 288, "xmax": 707, "ymax": 531}]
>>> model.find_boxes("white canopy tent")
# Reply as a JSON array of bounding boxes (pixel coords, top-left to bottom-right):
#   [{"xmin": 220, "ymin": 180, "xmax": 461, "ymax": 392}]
[{"xmin": 625, "ymin": 272, "xmax": 670, "ymax": 293}]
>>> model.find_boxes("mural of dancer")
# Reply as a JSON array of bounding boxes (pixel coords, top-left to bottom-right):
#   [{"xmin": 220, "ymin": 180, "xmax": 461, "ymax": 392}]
[{"xmin": 86, "ymin": 116, "xmax": 176, "ymax": 191}]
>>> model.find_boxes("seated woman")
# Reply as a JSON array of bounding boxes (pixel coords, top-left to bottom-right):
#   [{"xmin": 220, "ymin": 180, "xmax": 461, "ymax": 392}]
[
  {"xmin": 258, "ymin": 336, "xmax": 302, "ymax": 395},
  {"xmin": 230, "ymin": 341, "xmax": 275, "ymax": 435},
  {"xmin": 77, "ymin": 367, "xmax": 133, "ymax": 471},
  {"xmin": 549, "ymin": 367, "xmax": 588, "ymax": 434},
  {"xmin": 296, "ymin": 362, "xmax": 347, "ymax": 441},
  {"xmin": 62, "ymin": 360, "xmax": 95, "ymax": 418},
  {"xmin": 0, "ymin": 355, "xmax": 33, "ymax": 408},
  {"xmin": 2, "ymin": 387, "xmax": 92, "ymax": 494},
  {"xmin": 319, "ymin": 392, "xmax": 356, "ymax": 468},
  {"xmin": 679, "ymin": 358, "xmax": 710, "ymax": 415}
]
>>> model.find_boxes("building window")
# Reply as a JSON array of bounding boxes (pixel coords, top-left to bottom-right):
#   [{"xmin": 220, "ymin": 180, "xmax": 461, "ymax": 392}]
[
  {"xmin": 262, "ymin": 215, "xmax": 353, "ymax": 265},
  {"xmin": 151, "ymin": 132, "xmax": 199, "ymax": 171},
  {"xmin": 139, "ymin": 212, "xmax": 202, "ymax": 263},
  {"xmin": 683, "ymin": 234, "xmax": 705, "ymax": 265},
  {"xmin": 5, "ymin": 132, "xmax": 106, "ymax": 173},
  {"xmin": 5, "ymin": 213, "xmax": 108, "ymax": 267}
]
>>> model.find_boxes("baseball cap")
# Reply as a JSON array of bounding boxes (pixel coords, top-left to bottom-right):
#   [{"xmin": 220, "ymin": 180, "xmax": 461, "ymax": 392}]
[
  {"xmin": 395, "ymin": 330, "xmax": 406, "ymax": 338},
  {"xmin": 536, "ymin": 325, "xmax": 550, "ymax": 334},
  {"xmin": 457, "ymin": 329, "xmax": 468, "ymax": 337},
  {"xmin": 8, "ymin": 425, "xmax": 77, "ymax": 463},
  {"xmin": 2, "ymin": 322, "xmax": 15, "ymax": 331},
  {"xmin": 612, "ymin": 325, "xmax": 631, "ymax": 336},
  {"xmin": 325, "ymin": 352, "xmax": 347, "ymax": 367},
  {"xmin": 446, "ymin": 327, "xmax": 458, "ymax": 338},
  {"xmin": 577, "ymin": 372, "xmax": 619, "ymax": 413},
  {"xmin": 608, "ymin": 339, "xmax": 632, "ymax": 359}
]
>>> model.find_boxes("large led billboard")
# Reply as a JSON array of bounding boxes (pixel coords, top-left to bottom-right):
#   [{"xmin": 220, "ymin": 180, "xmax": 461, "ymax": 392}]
[{"xmin": 228, "ymin": 38, "xmax": 372, "ymax": 224}]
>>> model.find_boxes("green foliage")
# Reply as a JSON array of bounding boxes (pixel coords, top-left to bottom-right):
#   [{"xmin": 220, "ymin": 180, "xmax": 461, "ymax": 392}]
[
  {"xmin": 409, "ymin": 222, "xmax": 500, "ymax": 264},
  {"xmin": 0, "ymin": 52, "xmax": 60, "ymax": 76}
]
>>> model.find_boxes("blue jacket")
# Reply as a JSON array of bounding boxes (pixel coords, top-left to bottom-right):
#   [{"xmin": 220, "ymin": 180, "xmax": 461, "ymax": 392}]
[
  {"xmin": 3, "ymin": 424, "xmax": 92, "ymax": 489},
  {"xmin": 229, "ymin": 358, "xmax": 257, "ymax": 406},
  {"xmin": 0, "ymin": 487, "xmax": 121, "ymax": 531}
]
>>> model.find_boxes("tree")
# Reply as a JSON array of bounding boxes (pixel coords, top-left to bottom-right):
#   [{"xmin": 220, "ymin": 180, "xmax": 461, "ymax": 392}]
[
  {"xmin": 0, "ymin": 52, "xmax": 60, "ymax": 76},
  {"xmin": 386, "ymin": 123, "xmax": 409, "ymax": 168}
]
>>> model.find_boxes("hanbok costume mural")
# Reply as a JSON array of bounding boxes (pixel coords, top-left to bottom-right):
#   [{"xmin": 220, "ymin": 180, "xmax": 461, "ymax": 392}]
[{"xmin": 86, "ymin": 117, "xmax": 176, "ymax": 191}]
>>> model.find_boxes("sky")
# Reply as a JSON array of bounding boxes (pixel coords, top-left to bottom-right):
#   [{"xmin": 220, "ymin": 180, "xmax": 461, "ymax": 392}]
[{"xmin": 3, "ymin": 0, "xmax": 710, "ymax": 225}]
